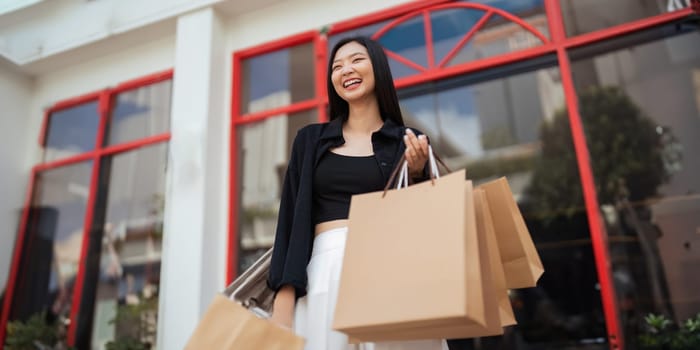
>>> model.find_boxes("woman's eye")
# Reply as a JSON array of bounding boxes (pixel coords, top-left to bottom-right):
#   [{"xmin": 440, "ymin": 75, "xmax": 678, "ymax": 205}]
[
  {"xmin": 353, "ymin": 58, "xmax": 363, "ymax": 63},
  {"xmin": 332, "ymin": 66, "xmax": 341, "ymax": 71}
]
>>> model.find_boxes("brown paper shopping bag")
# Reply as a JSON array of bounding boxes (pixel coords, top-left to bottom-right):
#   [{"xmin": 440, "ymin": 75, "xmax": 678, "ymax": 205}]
[
  {"xmin": 474, "ymin": 188, "xmax": 516, "ymax": 327},
  {"xmin": 478, "ymin": 177, "xmax": 544, "ymax": 289},
  {"xmin": 184, "ymin": 294, "xmax": 304, "ymax": 350},
  {"xmin": 333, "ymin": 170, "xmax": 488, "ymax": 339},
  {"xmin": 343, "ymin": 188, "xmax": 515, "ymax": 342}
]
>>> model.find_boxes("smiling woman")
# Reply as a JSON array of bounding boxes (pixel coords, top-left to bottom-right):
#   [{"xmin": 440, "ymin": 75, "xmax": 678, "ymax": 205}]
[{"xmin": 266, "ymin": 36, "xmax": 444, "ymax": 350}]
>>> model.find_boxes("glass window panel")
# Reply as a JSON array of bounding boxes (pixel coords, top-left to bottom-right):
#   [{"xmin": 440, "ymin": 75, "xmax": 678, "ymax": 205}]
[
  {"xmin": 560, "ymin": 0, "xmax": 692, "ymax": 37},
  {"xmin": 236, "ymin": 110, "xmax": 318, "ymax": 272},
  {"xmin": 9, "ymin": 161, "xmax": 92, "ymax": 331},
  {"xmin": 400, "ymin": 62, "xmax": 608, "ymax": 348},
  {"xmin": 445, "ymin": 13, "xmax": 548, "ymax": 67},
  {"xmin": 570, "ymin": 27, "xmax": 700, "ymax": 347},
  {"xmin": 240, "ymin": 43, "xmax": 315, "ymax": 115},
  {"xmin": 376, "ymin": 14, "xmax": 429, "ymax": 69},
  {"xmin": 44, "ymin": 101, "xmax": 99, "ymax": 162},
  {"xmin": 431, "ymin": 8, "xmax": 485, "ymax": 65},
  {"xmin": 83, "ymin": 143, "xmax": 168, "ymax": 349},
  {"xmin": 106, "ymin": 80, "xmax": 172, "ymax": 146}
]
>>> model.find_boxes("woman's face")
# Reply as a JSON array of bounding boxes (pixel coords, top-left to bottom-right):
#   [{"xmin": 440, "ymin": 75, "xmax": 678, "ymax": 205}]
[{"xmin": 331, "ymin": 41, "xmax": 376, "ymax": 104}]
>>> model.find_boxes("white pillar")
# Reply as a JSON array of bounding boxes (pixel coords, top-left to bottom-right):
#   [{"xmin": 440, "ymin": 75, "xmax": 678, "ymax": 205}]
[
  {"xmin": 0, "ymin": 63, "xmax": 32, "ymax": 294},
  {"xmin": 158, "ymin": 7, "xmax": 228, "ymax": 349}
]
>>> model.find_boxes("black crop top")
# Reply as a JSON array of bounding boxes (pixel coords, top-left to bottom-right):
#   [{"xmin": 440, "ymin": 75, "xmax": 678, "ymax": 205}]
[{"xmin": 312, "ymin": 151, "xmax": 385, "ymax": 224}]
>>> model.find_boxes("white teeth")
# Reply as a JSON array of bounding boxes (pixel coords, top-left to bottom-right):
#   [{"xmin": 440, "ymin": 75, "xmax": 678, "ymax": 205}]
[{"xmin": 344, "ymin": 79, "xmax": 361, "ymax": 88}]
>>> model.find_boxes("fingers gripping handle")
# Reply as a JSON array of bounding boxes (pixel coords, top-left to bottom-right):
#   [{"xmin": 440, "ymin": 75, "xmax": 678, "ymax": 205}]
[{"xmin": 384, "ymin": 145, "xmax": 451, "ymax": 197}]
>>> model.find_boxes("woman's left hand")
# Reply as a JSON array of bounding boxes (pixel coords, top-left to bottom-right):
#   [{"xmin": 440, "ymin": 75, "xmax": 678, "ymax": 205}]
[{"xmin": 404, "ymin": 128, "xmax": 429, "ymax": 178}]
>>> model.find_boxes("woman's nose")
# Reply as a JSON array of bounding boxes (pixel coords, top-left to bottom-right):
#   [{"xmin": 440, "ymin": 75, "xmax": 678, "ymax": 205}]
[{"xmin": 341, "ymin": 65, "xmax": 353, "ymax": 75}]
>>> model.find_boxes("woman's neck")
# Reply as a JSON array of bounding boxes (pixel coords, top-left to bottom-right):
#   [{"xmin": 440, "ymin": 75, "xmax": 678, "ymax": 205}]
[{"xmin": 346, "ymin": 98, "xmax": 383, "ymax": 134}]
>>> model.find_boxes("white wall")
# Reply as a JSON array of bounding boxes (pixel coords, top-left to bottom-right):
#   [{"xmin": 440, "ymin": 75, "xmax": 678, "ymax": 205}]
[
  {"xmin": 226, "ymin": 0, "xmax": 411, "ymax": 52},
  {"xmin": 0, "ymin": 61, "xmax": 33, "ymax": 294},
  {"xmin": 0, "ymin": 0, "xmax": 216, "ymax": 66}
]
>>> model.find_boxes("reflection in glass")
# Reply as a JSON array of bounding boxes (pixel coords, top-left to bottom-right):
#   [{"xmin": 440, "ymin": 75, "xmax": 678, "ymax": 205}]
[
  {"xmin": 83, "ymin": 143, "xmax": 168, "ymax": 349},
  {"xmin": 9, "ymin": 161, "xmax": 93, "ymax": 340},
  {"xmin": 106, "ymin": 80, "xmax": 172, "ymax": 146},
  {"xmin": 442, "ymin": 1, "xmax": 549, "ymax": 67},
  {"xmin": 560, "ymin": 0, "xmax": 691, "ymax": 37},
  {"xmin": 241, "ymin": 43, "xmax": 315, "ymax": 114},
  {"xmin": 570, "ymin": 28, "xmax": 700, "ymax": 347},
  {"xmin": 376, "ymin": 14, "xmax": 428, "ymax": 68},
  {"xmin": 236, "ymin": 110, "xmax": 318, "ymax": 273},
  {"xmin": 399, "ymin": 63, "xmax": 608, "ymax": 348},
  {"xmin": 44, "ymin": 102, "xmax": 100, "ymax": 162}
]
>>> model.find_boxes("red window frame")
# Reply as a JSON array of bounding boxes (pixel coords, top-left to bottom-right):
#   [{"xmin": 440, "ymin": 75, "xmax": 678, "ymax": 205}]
[
  {"xmin": 0, "ymin": 69, "xmax": 173, "ymax": 347},
  {"xmin": 228, "ymin": 31, "xmax": 328, "ymax": 282},
  {"xmin": 227, "ymin": 2, "xmax": 695, "ymax": 349}
]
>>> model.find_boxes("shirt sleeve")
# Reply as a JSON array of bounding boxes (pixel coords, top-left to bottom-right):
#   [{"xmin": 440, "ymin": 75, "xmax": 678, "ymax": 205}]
[{"xmin": 267, "ymin": 130, "xmax": 308, "ymax": 299}]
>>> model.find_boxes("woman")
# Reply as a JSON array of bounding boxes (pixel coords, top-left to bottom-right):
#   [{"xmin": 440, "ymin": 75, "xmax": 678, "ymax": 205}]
[{"xmin": 267, "ymin": 36, "xmax": 447, "ymax": 350}]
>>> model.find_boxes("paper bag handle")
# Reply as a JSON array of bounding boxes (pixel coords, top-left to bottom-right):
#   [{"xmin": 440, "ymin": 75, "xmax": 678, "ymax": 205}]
[{"xmin": 382, "ymin": 145, "xmax": 452, "ymax": 197}]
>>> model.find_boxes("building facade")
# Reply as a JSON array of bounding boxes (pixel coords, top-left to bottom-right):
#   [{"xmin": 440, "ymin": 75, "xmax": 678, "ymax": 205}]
[{"xmin": 0, "ymin": 0, "xmax": 698, "ymax": 349}]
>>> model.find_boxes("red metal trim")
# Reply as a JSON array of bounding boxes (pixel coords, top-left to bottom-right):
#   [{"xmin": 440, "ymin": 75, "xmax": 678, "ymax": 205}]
[
  {"xmin": 227, "ymin": 42, "xmax": 245, "ymax": 283},
  {"xmin": 112, "ymin": 69, "xmax": 174, "ymax": 94},
  {"xmin": 315, "ymin": 34, "xmax": 329, "ymax": 123},
  {"xmin": 423, "ymin": 10, "xmax": 436, "ymax": 69},
  {"xmin": 232, "ymin": 52, "xmax": 243, "ymax": 120},
  {"xmin": 384, "ymin": 49, "xmax": 427, "ymax": 72},
  {"xmin": 35, "ymin": 133, "xmax": 171, "ymax": 173},
  {"xmin": 236, "ymin": 30, "xmax": 316, "ymax": 58},
  {"xmin": 438, "ymin": 10, "xmax": 494, "ymax": 68},
  {"xmin": 39, "ymin": 110, "xmax": 50, "ymax": 147},
  {"xmin": 546, "ymin": 0, "xmax": 623, "ymax": 349},
  {"xmin": 372, "ymin": 3, "xmax": 549, "ymax": 45},
  {"xmin": 49, "ymin": 91, "xmax": 101, "ymax": 112},
  {"xmin": 234, "ymin": 99, "xmax": 319, "ymax": 126},
  {"xmin": 100, "ymin": 133, "xmax": 171, "ymax": 156},
  {"xmin": 328, "ymin": 0, "xmax": 451, "ymax": 35},
  {"xmin": 394, "ymin": 44, "xmax": 555, "ymax": 89},
  {"xmin": 424, "ymin": 2, "xmax": 549, "ymax": 44},
  {"xmin": 0, "ymin": 170, "xmax": 37, "ymax": 344},
  {"xmin": 562, "ymin": 8, "xmax": 693, "ymax": 48},
  {"xmin": 35, "ymin": 153, "xmax": 95, "ymax": 171},
  {"xmin": 66, "ymin": 90, "xmax": 111, "ymax": 345},
  {"xmin": 544, "ymin": 0, "xmax": 564, "ymax": 43}
]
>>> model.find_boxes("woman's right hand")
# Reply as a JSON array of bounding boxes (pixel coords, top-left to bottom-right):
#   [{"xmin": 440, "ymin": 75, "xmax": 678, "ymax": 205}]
[{"xmin": 269, "ymin": 285, "xmax": 295, "ymax": 329}]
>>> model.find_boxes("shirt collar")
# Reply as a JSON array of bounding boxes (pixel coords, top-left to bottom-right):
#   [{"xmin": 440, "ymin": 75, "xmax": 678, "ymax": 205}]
[{"xmin": 320, "ymin": 117, "xmax": 404, "ymax": 141}]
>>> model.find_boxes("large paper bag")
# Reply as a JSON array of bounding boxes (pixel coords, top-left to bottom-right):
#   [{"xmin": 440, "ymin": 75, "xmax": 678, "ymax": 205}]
[
  {"xmin": 334, "ymin": 170, "xmax": 487, "ymax": 338},
  {"xmin": 344, "ymin": 188, "xmax": 515, "ymax": 342},
  {"xmin": 184, "ymin": 294, "xmax": 304, "ymax": 350},
  {"xmin": 478, "ymin": 177, "xmax": 544, "ymax": 288}
]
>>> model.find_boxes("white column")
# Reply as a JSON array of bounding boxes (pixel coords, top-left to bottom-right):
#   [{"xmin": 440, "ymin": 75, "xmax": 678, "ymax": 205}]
[
  {"xmin": 0, "ymin": 63, "xmax": 32, "ymax": 293},
  {"xmin": 158, "ymin": 7, "xmax": 228, "ymax": 350}
]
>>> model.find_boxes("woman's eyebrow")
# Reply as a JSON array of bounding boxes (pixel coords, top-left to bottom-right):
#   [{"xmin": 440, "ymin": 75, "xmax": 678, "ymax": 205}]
[{"xmin": 333, "ymin": 52, "xmax": 366, "ymax": 63}]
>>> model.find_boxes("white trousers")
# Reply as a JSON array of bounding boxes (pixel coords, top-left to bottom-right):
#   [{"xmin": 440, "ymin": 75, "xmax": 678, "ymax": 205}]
[{"xmin": 293, "ymin": 227, "xmax": 448, "ymax": 350}]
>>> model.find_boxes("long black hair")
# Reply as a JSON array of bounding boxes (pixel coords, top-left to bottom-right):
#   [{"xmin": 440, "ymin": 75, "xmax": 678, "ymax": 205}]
[{"xmin": 327, "ymin": 36, "xmax": 405, "ymax": 126}]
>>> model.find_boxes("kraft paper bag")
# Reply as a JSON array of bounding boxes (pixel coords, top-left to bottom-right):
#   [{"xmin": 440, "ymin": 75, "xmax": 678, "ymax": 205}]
[
  {"xmin": 184, "ymin": 294, "xmax": 305, "ymax": 350},
  {"xmin": 344, "ymin": 188, "xmax": 515, "ymax": 342},
  {"xmin": 478, "ymin": 177, "xmax": 544, "ymax": 289},
  {"xmin": 475, "ymin": 188, "xmax": 516, "ymax": 327},
  {"xmin": 334, "ymin": 170, "xmax": 488, "ymax": 338}
]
